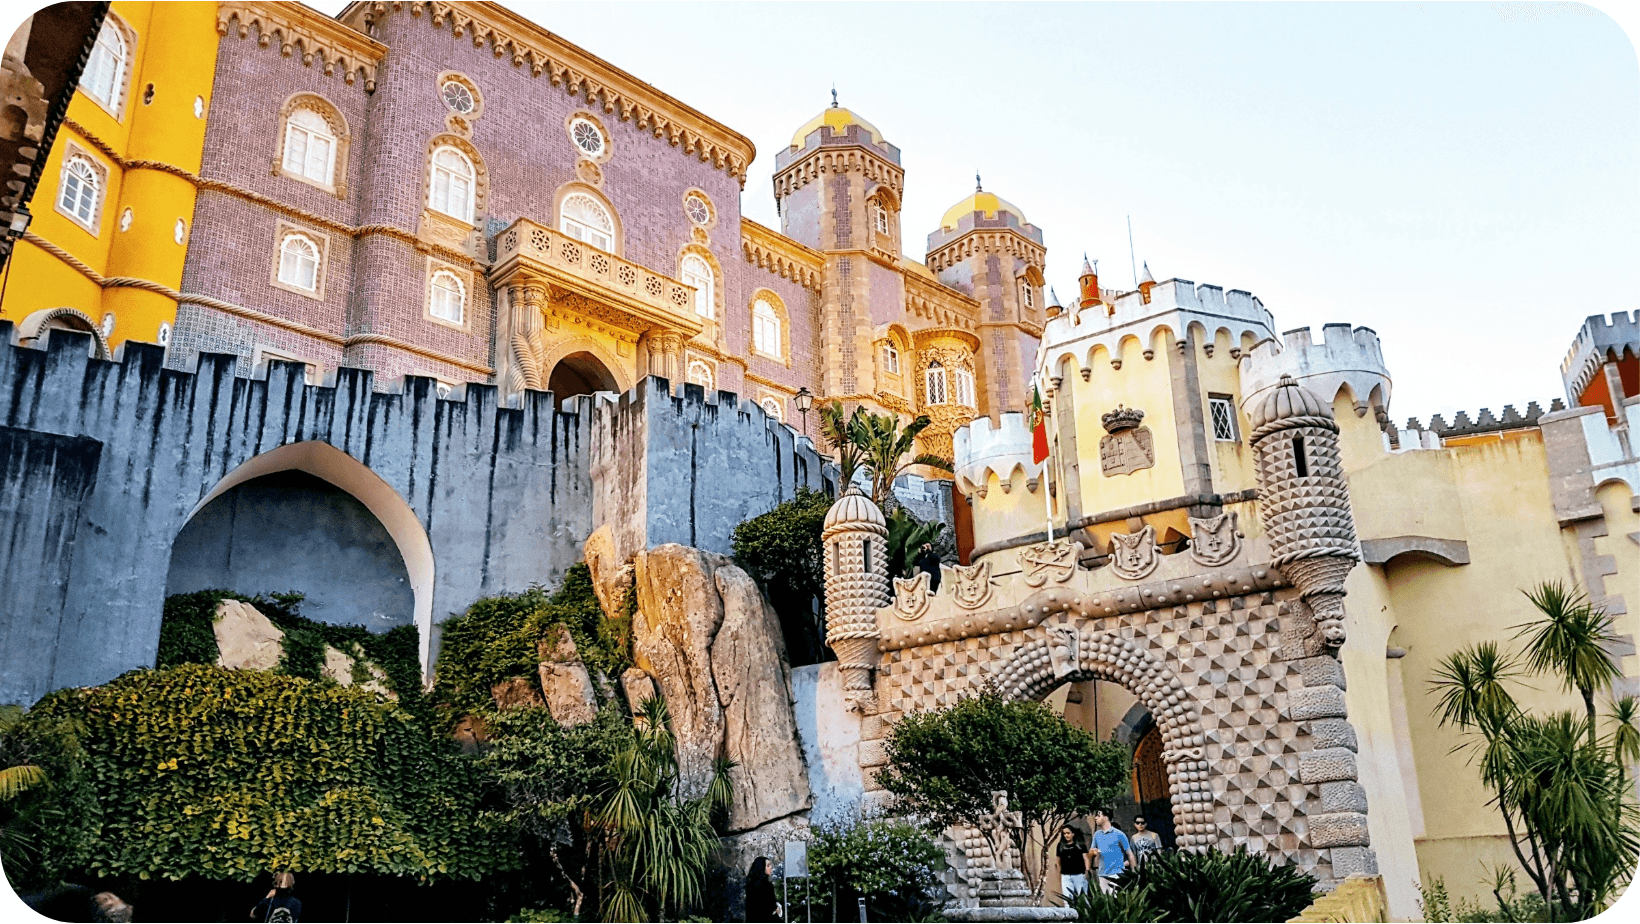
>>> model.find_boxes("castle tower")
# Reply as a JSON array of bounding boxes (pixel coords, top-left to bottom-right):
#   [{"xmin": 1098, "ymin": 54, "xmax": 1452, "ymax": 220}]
[
  {"xmin": 822, "ymin": 485, "xmax": 889, "ymax": 700},
  {"xmin": 926, "ymin": 181, "xmax": 1045, "ymax": 420},
  {"xmin": 1249, "ymin": 375, "xmax": 1361, "ymax": 650},
  {"xmin": 774, "ymin": 99, "xmax": 904, "ymax": 404}
]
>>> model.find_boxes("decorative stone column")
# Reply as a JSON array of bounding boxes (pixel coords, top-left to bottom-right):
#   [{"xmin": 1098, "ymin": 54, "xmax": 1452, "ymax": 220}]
[
  {"xmin": 822, "ymin": 486, "xmax": 889, "ymax": 706},
  {"xmin": 1250, "ymin": 375, "xmax": 1361, "ymax": 651},
  {"xmin": 506, "ymin": 283, "xmax": 548, "ymax": 394}
]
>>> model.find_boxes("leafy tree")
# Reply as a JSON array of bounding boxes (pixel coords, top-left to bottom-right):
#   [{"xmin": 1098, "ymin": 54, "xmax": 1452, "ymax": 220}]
[
  {"xmin": 1430, "ymin": 580, "xmax": 1640, "ymax": 920},
  {"xmin": 731, "ymin": 486, "xmax": 833, "ymax": 665},
  {"xmin": 886, "ymin": 506, "xmax": 945, "ymax": 581},
  {"xmin": 477, "ymin": 704, "xmax": 635, "ymax": 919},
  {"xmin": 592, "ymin": 698, "xmax": 732, "ymax": 923},
  {"xmin": 877, "ymin": 689, "xmax": 1126, "ymax": 902},
  {"xmin": 11, "ymin": 664, "xmax": 512, "ymax": 885},
  {"xmin": 1103, "ymin": 846, "xmax": 1317, "ymax": 922}
]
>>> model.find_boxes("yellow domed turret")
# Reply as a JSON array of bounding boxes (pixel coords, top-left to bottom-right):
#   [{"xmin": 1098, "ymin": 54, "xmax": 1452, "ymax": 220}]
[
  {"xmin": 789, "ymin": 103, "xmax": 886, "ymax": 149},
  {"xmin": 940, "ymin": 178, "xmax": 1028, "ymax": 232}
]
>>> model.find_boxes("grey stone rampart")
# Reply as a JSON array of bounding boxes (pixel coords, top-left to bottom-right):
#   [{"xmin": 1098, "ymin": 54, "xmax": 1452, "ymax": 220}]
[
  {"xmin": 1561, "ymin": 310, "xmax": 1640, "ymax": 403},
  {"xmin": 591, "ymin": 376, "xmax": 828, "ymax": 563},
  {"xmin": 0, "ymin": 323, "xmax": 593, "ymax": 704}
]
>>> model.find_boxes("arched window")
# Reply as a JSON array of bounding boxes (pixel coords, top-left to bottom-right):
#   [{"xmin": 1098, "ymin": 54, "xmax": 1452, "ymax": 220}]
[
  {"xmin": 953, "ymin": 367, "xmax": 976, "ymax": 408},
  {"xmin": 560, "ymin": 193, "xmax": 614, "ymax": 251},
  {"xmin": 1022, "ymin": 282, "xmax": 1035, "ymax": 310},
  {"xmin": 882, "ymin": 343, "xmax": 900, "ymax": 375},
  {"xmin": 81, "ymin": 19, "xmax": 127, "ymax": 112},
  {"xmin": 753, "ymin": 298, "xmax": 781, "ymax": 356},
  {"xmin": 430, "ymin": 269, "xmax": 466, "ymax": 323},
  {"xmin": 925, "ymin": 362, "xmax": 948, "ymax": 405},
  {"xmin": 680, "ymin": 254, "xmax": 714, "ymax": 319},
  {"xmin": 283, "ymin": 107, "xmax": 337, "ymax": 185},
  {"xmin": 873, "ymin": 202, "xmax": 890, "ymax": 235},
  {"xmin": 277, "ymin": 233, "xmax": 321, "ymax": 291},
  {"xmin": 428, "ymin": 146, "xmax": 475, "ymax": 223},
  {"xmin": 761, "ymin": 397, "xmax": 784, "ymax": 421},
  {"xmin": 686, "ymin": 359, "xmax": 714, "ymax": 391},
  {"xmin": 58, "ymin": 155, "xmax": 101, "ymax": 228}
]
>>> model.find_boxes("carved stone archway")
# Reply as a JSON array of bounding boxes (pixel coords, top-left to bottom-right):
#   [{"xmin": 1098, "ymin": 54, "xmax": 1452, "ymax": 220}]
[{"xmin": 988, "ymin": 621, "xmax": 1213, "ymax": 852}]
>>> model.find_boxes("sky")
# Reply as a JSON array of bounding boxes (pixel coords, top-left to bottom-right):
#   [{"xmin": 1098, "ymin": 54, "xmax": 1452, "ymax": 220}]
[{"xmin": 58, "ymin": 1, "xmax": 1640, "ymax": 422}]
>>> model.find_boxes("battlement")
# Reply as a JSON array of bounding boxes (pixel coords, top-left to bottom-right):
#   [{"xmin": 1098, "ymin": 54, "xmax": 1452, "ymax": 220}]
[
  {"xmin": 953, "ymin": 412, "xmax": 1041, "ymax": 495},
  {"xmin": 1560, "ymin": 310, "xmax": 1640, "ymax": 404},
  {"xmin": 1384, "ymin": 399, "xmax": 1565, "ymax": 449},
  {"xmin": 1240, "ymin": 323, "xmax": 1392, "ymax": 418},
  {"xmin": 1037, "ymin": 277, "xmax": 1276, "ymax": 375}
]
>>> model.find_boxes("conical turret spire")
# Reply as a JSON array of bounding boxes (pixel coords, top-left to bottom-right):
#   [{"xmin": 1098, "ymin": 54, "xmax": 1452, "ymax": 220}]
[{"xmin": 1139, "ymin": 261, "xmax": 1155, "ymax": 284}]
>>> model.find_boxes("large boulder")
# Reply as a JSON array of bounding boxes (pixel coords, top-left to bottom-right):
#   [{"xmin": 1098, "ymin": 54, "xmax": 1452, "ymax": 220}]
[
  {"xmin": 631, "ymin": 544, "xmax": 730, "ymax": 799},
  {"xmin": 583, "ymin": 525, "xmax": 632, "ymax": 621},
  {"xmin": 537, "ymin": 625, "xmax": 598, "ymax": 726},
  {"xmin": 213, "ymin": 599, "xmax": 284, "ymax": 671},
  {"xmin": 712, "ymin": 566, "xmax": 813, "ymax": 831}
]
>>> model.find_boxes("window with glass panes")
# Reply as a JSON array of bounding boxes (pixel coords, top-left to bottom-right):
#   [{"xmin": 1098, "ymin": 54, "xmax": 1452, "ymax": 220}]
[{"xmin": 1208, "ymin": 395, "xmax": 1238, "ymax": 442}]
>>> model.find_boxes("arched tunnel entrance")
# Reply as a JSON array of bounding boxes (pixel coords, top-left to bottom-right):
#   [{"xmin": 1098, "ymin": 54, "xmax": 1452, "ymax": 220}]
[
  {"xmin": 1049, "ymin": 680, "xmax": 1177, "ymax": 848},
  {"xmin": 547, "ymin": 350, "xmax": 618, "ymax": 409}
]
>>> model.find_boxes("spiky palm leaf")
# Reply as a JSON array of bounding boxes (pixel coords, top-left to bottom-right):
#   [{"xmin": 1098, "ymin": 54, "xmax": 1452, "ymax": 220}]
[
  {"xmin": 0, "ymin": 764, "xmax": 45, "ymax": 801},
  {"xmin": 1515, "ymin": 582, "xmax": 1621, "ymax": 745},
  {"xmin": 1431, "ymin": 642, "xmax": 1520, "ymax": 737},
  {"xmin": 1610, "ymin": 696, "xmax": 1640, "ymax": 792}
]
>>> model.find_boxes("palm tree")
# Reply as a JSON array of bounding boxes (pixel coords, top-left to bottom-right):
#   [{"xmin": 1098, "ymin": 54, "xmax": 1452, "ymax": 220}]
[
  {"xmin": 818, "ymin": 401, "xmax": 867, "ymax": 489},
  {"xmin": 1610, "ymin": 695, "xmax": 1640, "ymax": 795},
  {"xmin": 1513, "ymin": 582, "xmax": 1621, "ymax": 748},
  {"xmin": 818, "ymin": 400, "xmax": 953, "ymax": 507},
  {"xmin": 593, "ymin": 697, "xmax": 732, "ymax": 923}
]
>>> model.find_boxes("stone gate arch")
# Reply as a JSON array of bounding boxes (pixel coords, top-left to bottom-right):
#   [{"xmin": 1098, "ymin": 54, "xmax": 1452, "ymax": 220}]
[{"xmin": 988, "ymin": 622, "xmax": 1216, "ymax": 851}]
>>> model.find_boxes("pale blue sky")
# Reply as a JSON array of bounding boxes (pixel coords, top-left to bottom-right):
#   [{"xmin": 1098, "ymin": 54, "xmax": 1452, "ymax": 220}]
[{"xmin": 50, "ymin": 2, "xmax": 1640, "ymax": 421}]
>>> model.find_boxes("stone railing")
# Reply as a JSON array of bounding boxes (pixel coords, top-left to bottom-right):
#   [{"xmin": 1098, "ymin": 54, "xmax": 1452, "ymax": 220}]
[
  {"xmin": 1286, "ymin": 875, "xmax": 1387, "ymax": 923},
  {"xmin": 491, "ymin": 217, "xmax": 701, "ymax": 335}
]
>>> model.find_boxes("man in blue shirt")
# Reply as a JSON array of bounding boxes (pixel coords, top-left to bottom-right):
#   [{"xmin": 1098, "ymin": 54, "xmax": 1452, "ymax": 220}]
[{"xmin": 1087, "ymin": 808, "xmax": 1136, "ymax": 894}]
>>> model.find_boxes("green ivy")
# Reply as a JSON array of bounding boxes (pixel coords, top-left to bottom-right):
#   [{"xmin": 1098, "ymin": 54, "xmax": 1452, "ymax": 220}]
[
  {"xmin": 12, "ymin": 664, "xmax": 514, "ymax": 884},
  {"xmin": 156, "ymin": 591, "xmax": 423, "ymax": 703},
  {"xmin": 731, "ymin": 487, "xmax": 832, "ymax": 666}
]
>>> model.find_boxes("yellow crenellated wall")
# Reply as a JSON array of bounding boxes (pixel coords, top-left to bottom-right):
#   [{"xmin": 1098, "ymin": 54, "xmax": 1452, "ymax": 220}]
[{"xmin": 0, "ymin": 1, "xmax": 219, "ymax": 349}]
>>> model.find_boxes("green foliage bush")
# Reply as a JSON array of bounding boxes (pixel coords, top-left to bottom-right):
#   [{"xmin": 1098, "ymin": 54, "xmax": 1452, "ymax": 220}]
[
  {"xmin": 778, "ymin": 816, "xmax": 946, "ymax": 922},
  {"xmin": 885, "ymin": 506, "xmax": 944, "ymax": 581},
  {"xmin": 1065, "ymin": 883, "xmax": 1163, "ymax": 923},
  {"xmin": 731, "ymin": 486, "xmax": 832, "ymax": 664},
  {"xmin": 1103, "ymin": 846, "xmax": 1317, "ymax": 922},
  {"xmin": 157, "ymin": 590, "xmax": 422, "ymax": 701},
  {"xmin": 12, "ymin": 663, "xmax": 511, "ymax": 883},
  {"xmin": 433, "ymin": 564, "xmax": 630, "ymax": 721}
]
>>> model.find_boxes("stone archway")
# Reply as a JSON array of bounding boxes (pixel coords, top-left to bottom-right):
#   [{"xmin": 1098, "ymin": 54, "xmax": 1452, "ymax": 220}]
[
  {"xmin": 989, "ymin": 622, "xmax": 1215, "ymax": 852},
  {"xmin": 546, "ymin": 348, "xmax": 620, "ymax": 409}
]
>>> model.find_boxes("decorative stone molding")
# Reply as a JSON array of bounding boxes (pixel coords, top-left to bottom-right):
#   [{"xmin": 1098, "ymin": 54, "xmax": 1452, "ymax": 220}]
[
  {"xmin": 949, "ymin": 560, "xmax": 994, "ymax": 610},
  {"xmin": 217, "ymin": 1, "xmax": 387, "ymax": 91},
  {"xmin": 892, "ymin": 571, "xmax": 930, "ymax": 621},
  {"xmin": 740, "ymin": 218, "xmax": 822, "ymax": 290},
  {"xmin": 272, "ymin": 92, "xmax": 351, "ymax": 197},
  {"xmin": 822, "ymin": 488, "xmax": 890, "ymax": 706},
  {"xmin": 1189, "ymin": 512, "xmax": 1245, "ymax": 567},
  {"xmin": 1109, "ymin": 526, "xmax": 1161, "ymax": 580},
  {"xmin": 343, "ymin": 1, "xmax": 753, "ymax": 184},
  {"xmin": 1019, "ymin": 539, "xmax": 1081, "ymax": 587}
]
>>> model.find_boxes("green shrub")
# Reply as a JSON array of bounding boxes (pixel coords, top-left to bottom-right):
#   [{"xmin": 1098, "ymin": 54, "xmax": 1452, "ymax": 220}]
[
  {"xmin": 731, "ymin": 486, "xmax": 831, "ymax": 665},
  {"xmin": 12, "ymin": 663, "xmax": 512, "ymax": 883},
  {"xmin": 777, "ymin": 816, "xmax": 946, "ymax": 922},
  {"xmin": 1108, "ymin": 847, "xmax": 1317, "ymax": 922},
  {"xmin": 507, "ymin": 907, "xmax": 576, "ymax": 923},
  {"xmin": 1065, "ymin": 883, "xmax": 1163, "ymax": 922}
]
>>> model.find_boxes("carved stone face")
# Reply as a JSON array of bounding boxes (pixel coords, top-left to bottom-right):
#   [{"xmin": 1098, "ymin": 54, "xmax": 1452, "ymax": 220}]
[{"xmin": 1321, "ymin": 618, "xmax": 1347, "ymax": 646}]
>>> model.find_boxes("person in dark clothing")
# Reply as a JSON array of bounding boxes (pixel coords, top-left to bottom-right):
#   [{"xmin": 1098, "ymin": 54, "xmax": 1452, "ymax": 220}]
[
  {"xmin": 744, "ymin": 856, "xmax": 781, "ymax": 922},
  {"xmin": 915, "ymin": 542, "xmax": 942, "ymax": 593},
  {"xmin": 250, "ymin": 871, "xmax": 301, "ymax": 923},
  {"xmin": 1054, "ymin": 825, "xmax": 1090, "ymax": 898}
]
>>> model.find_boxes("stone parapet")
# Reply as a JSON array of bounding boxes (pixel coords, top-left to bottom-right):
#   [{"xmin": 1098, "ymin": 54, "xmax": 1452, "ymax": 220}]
[
  {"xmin": 1560, "ymin": 310, "xmax": 1640, "ymax": 404},
  {"xmin": 1036, "ymin": 277, "xmax": 1277, "ymax": 377},
  {"xmin": 1241, "ymin": 323, "xmax": 1391, "ymax": 421},
  {"xmin": 953, "ymin": 411, "xmax": 1042, "ymax": 496}
]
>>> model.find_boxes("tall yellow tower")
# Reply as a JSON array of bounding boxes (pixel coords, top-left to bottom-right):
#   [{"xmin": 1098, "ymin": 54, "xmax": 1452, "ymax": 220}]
[{"xmin": 0, "ymin": 1, "xmax": 219, "ymax": 355}]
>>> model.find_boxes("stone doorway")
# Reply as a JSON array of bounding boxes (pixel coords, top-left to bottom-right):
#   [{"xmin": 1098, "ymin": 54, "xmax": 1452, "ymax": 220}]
[{"xmin": 547, "ymin": 350, "xmax": 618, "ymax": 409}]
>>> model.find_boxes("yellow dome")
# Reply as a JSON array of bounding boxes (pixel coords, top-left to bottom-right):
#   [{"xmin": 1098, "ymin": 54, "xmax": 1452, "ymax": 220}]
[
  {"xmin": 790, "ymin": 106, "xmax": 885, "ymax": 148},
  {"xmin": 940, "ymin": 190, "xmax": 1027, "ymax": 231}
]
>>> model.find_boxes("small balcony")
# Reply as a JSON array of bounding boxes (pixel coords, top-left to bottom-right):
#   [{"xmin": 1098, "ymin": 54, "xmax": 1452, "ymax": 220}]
[{"xmin": 490, "ymin": 218, "xmax": 703, "ymax": 338}]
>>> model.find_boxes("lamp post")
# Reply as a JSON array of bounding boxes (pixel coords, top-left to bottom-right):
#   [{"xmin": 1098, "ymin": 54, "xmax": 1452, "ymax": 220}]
[{"xmin": 795, "ymin": 386, "xmax": 814, "ymax": 440}]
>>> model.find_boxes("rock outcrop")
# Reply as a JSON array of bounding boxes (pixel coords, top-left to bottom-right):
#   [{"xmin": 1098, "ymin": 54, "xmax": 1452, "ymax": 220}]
[
  {"xmin": 594, "ymin": 537, "xmax": 813, "ymax": 831},
  {"xmin": 537, "ymin": 626, "xmax": 598, "ymax": 725},
  {"xmin": 213, "ymin": 599, "xmax": 283, "ymax": 671},
  {"xmin": 712, "ymin": 565, "xmax": 813, "ymax": 830},
  {"xmin": 491, "ymin": 676, "xmax": 545, "ymax": 709}
]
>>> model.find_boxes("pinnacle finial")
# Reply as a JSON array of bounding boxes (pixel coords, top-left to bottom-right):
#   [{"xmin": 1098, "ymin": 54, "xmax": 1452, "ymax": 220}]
[
  {"xmin": 1139, "ymin": 260, "xmax": 1155, "ymax": 284},
  {"xmin": 831, "ymin": 85, "xmax": 838, "ymax": 108},
  {"xmin": 976, "ymin": 172, "xmax": 982, "ymax": 192},
  {"xmin": 1081, "ymin": 254, "xmax": 1096, "ymax": 277},
  {"xmin": 1048, "ymin": 286, "xmax": 1061, "ymax": 307}
]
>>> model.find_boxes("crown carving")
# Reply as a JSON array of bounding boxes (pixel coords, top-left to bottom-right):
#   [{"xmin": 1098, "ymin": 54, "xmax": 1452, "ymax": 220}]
[{"xmin": 1101, "ymin": 405, "xmax": 1145, "ymax": 433}]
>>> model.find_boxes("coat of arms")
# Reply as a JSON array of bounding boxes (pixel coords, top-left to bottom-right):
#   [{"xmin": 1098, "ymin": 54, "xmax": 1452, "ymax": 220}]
[
  {"xmin": 951, "ymin": 560, "xmax": 995, "ymax": 610},
  {"xmin": 1188, "ymin": 511, "xmax": 1244, "ymax": 567},
  {"xmin": 892, "ymin": 571, "xmax": 930, "ymax": 621},
  {"xmin": 1109, "ymin": 524, "xmax": 1160, "ymax": 580},
  {"xmin": 1021, "ymin": 540, "xmax": 1081, "ymax": 587},
  {"xmin": 1098, "ymin": 406, "xmax": 1154, "ymax": 476}
]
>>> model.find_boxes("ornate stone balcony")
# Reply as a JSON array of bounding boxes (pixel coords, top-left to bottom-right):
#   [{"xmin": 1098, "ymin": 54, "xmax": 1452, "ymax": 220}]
[{"xmin": 490, "ymin": 218, "xmax": 703, "ymax": 340}]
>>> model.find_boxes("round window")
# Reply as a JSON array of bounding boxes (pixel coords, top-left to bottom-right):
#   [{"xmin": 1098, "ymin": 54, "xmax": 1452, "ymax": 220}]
[
  {"xmin": 684, "ymin": 195, "xmax": 711, "ymax": 226},
  {"xmin": 442, "ymin": 80, "xmax": 476, "ymax": 114},
  {"xmin": 570, "ymin": 118, "xmax": 605, "ymax": 157}
]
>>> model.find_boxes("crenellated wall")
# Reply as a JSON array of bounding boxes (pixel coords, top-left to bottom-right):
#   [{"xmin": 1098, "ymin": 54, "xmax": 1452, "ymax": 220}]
[{"xmin": 1240, "ymin": 324, "xmax": 1391, "ymax": 423}]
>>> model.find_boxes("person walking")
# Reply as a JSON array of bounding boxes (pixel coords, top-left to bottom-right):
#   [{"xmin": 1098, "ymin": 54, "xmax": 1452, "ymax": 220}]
[
  {"xmin": 915, "ymin": 542, "xmax": 942, "ymax": 593},
  {"xmin": 1054, "ymin": 825, "xmax": 1090, "ymax": 899},
  {"xmin": 1130, "ymin": 815, "xmax": 1163, "ymax": 865},
  {"xmin": 744, "ymin": 856, "xmax": 782, "ymax": 922},
  {"xmin": 1087, "ymin": 808, "xmax": 1135, "ymax": 894},
  {"xmin": 249, "ymin": 871, "xmax": 301, "ymax": 923}
]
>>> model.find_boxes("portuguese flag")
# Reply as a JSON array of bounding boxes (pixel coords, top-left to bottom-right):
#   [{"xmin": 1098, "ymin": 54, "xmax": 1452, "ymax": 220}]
[{"xmin": 1030, "ymin": 385, "xmax": 1050, "ymax": 464}]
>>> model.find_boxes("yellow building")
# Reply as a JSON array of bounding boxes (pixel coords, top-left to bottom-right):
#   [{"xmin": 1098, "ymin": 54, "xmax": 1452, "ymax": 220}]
[
  {"xmin": 953, "ymin": 265, "xmax": 1640, "ymax": 916},
  {"xmin": 0, "ymin": 1, "xmax": 219, "ymax": 357}
]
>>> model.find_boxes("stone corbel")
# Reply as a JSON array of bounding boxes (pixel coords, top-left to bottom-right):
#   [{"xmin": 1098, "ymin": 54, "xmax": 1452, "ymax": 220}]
[{"xmin": 507, "ymin": 282, "xmax": 549, "ymax": 394}]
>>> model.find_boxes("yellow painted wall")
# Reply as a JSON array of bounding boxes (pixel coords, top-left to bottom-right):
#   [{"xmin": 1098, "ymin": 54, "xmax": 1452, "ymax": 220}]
[{"xmin": 0, "ymin": 1, "xmax": 219, "ymax": 349}]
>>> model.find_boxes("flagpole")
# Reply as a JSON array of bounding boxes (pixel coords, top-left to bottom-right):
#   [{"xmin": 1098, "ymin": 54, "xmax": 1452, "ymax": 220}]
[{"xmin": 1037, "ymin": 375, "xmax": 1055, "ymax": 544}]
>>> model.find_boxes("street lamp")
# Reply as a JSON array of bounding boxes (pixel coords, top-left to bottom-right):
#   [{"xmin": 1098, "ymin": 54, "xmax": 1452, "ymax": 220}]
[{"xmin": 794, "ymin": 386, "xmax": 814, "ymax": 440}]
